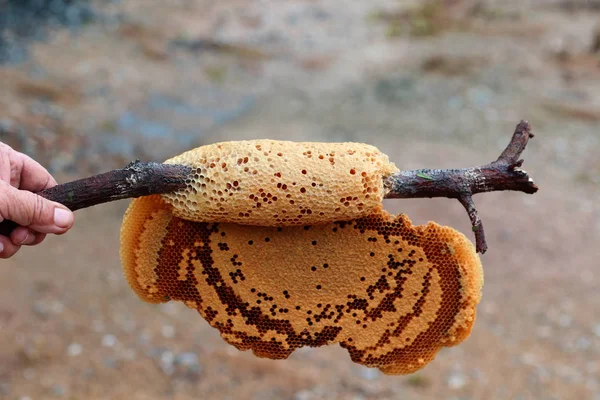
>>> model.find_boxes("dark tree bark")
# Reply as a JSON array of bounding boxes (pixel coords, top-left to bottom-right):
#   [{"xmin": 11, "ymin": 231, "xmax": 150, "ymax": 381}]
[
  {"xmin": 0, "ymin": 162, "xmax": 191, "ymax": 236},
  {"xmin": 384, "ymin": 120, "xmax": 537, "ymax": 252},
  {"xmin": 0, "ymin": 121, "xmax": 538, "ymax": 253}
]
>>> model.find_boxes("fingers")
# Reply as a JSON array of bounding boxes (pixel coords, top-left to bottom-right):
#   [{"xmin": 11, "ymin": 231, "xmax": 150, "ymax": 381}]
[
  {"xmin": 0, "ymin": 227, "xmax": 48, "ymax": 259},
  {"xmin": 0, "ymin": 219, "xmax": 49, "ymax": 259},
  {"xmin": 10, "ymin": 226, "xmax": 46, "ymax": 247},
  {"xmin": 0, "ymin": 142, "xmax": 13, "ymax": 184},
  {"xmin": 0, "ymin": 143, "xmax": 64, "ymax": 259},
  {"xmin": 10, "ymin": 226, "xmax": 30, "ymax": 245},
  {"xmin": 14, "ymin": 152, "xmax": 57, "ymax": 192},
  {"xmin": 29, "ymin": 232, "xmax": 47, "ymax": 246},
  {"xmin": 0, "ymin": 143, "xmax": 57, "ymax": 191},
  {"xmin": 0, "ymin": 235, "xmax": 21, "ymax": 259},
  {"xmin": 0, "ymin": 181, "xmax": 74, "ymax": 234}
]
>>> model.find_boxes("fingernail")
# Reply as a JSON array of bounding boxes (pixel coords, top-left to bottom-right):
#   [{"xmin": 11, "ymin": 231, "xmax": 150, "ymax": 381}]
[
  {"xmin": 54, "ymin": 208, "xmax": 73, "ymax": 229},
  {"xmin": 18, "ymin": 232, "xmax": 30, "ymax": 246},
  {"xmin": 0, "ymin": 242, "xmax": 4, "ymax": 253}
]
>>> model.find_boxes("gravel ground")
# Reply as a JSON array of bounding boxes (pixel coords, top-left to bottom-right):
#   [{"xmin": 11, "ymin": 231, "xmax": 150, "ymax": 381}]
[{"xmin": 1, "ymin": 1, "xmax": 599, "ymax": 399}]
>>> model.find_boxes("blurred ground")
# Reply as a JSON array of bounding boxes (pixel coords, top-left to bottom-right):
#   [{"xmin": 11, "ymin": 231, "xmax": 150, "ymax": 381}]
[{"xmin": 1, "ymin": 0, "xmax": 600, "ymax": 399}]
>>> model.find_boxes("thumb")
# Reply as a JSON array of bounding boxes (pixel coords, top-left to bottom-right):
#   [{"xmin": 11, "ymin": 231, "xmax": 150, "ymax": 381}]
[{"xmin": 0, "ymin": 181, "xmax": 74, "ymax": 234}]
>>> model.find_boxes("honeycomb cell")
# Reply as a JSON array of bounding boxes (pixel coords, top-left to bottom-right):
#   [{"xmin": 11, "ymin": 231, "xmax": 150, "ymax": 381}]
[
  {"xmin": 161, "ymin": 140, "xmax": 398, "ymax": 226},
  {"xmin": 120, "ymin": 195, "xmax": 483, "ymax": 375}
]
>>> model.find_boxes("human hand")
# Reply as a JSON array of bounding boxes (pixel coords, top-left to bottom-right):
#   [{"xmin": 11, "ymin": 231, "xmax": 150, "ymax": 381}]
[{"xmin": 0, "ymin": 143, "xmax": 74, "ymax": 258}]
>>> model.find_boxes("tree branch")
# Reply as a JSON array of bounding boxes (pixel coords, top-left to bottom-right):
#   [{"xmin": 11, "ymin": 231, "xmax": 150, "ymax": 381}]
[
  {"xmin": 0, "ymin": 161, "xmax": 191, "ymax": 236},
  {"xmin": 0, "ymin": 121, "xmax": 538, "ymax": 254},
  {"xmin": 383, "ymin": 120, "xmax": 538, "ymax": 253}
]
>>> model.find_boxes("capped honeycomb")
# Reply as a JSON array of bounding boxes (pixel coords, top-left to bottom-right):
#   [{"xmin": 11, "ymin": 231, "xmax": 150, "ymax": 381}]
[
  {"xmin": 162, "ymin": 140, "xmax": 398, "ymax": 226},
  {"xmin": 121, "ymin": 195, "xmax": 483, "ymax": 374}
]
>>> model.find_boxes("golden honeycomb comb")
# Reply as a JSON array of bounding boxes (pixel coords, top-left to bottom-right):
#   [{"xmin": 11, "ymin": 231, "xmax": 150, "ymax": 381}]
[{"xmin": 120, "ymin": 140, "xmax": 483, "ymax": 374}]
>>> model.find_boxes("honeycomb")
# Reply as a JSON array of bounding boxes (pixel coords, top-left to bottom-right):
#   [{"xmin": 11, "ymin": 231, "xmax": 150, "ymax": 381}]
[
  {"xmin": 121, "ymin": 195, "xmax": 483, "ymax": 374},
  {"xmin": 162, "ymin": 140, "xmax": 398, "ymax": 226}
]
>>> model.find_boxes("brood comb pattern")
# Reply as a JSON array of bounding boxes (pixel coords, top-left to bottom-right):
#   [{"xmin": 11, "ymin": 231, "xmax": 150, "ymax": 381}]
[{"xmin": 121, "ymin": 194, "xmax": 483, "ymax": 374}]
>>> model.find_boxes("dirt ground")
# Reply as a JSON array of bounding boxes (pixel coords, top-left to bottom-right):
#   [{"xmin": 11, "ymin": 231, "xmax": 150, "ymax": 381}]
[{"xmin": 1, "ymin": 1, "xmax": 599, "ymax": 399}]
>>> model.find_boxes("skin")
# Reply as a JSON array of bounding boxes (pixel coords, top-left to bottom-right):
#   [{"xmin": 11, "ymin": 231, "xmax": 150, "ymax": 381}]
[{"xmin": 0, "ymin": 142, "xmax": 74, "ymax": 259}]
